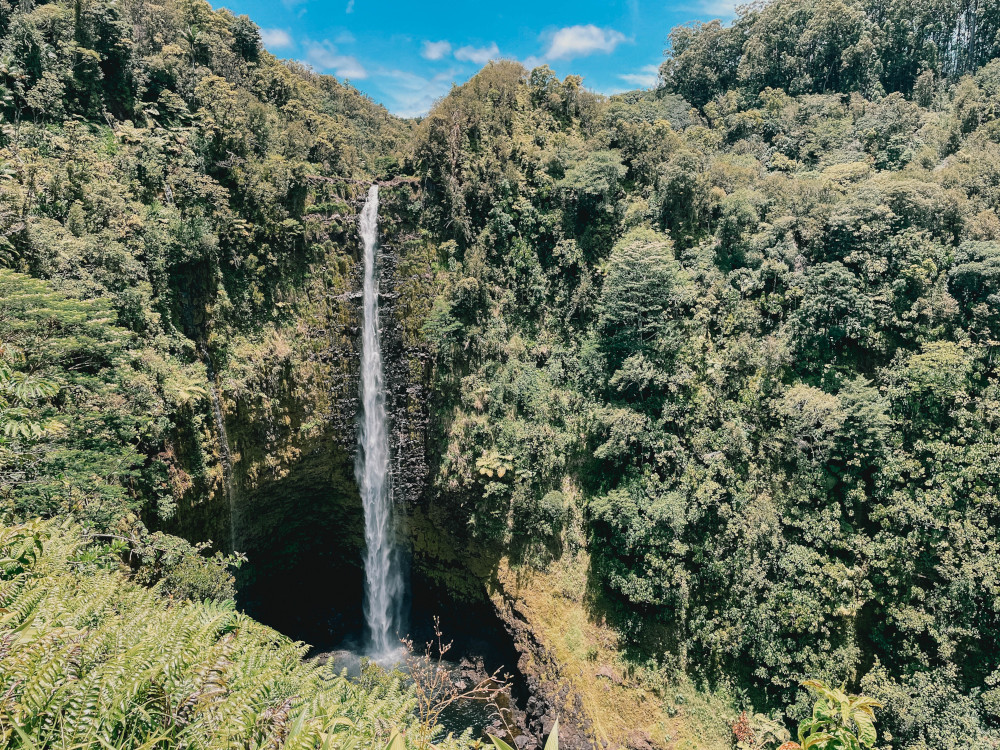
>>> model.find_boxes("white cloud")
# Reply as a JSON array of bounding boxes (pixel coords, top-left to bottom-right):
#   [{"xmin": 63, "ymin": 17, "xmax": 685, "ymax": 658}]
[
  {"xmin": 260, "ymin": 28, "xmax": 293, "ymax": 49},
  {"xmin": 377, "ymin": 68, "xmax": 455, "ymax": 118},
  {"xmin": 335, "ymin": 30, "xmax": 355, "ymax": 44},
  {"xmin": 304, "ymin": 41, "xmax": 367, "ymax": 79},
  {"xmin": 619, "ymin": 64, "xmax": 660, "ymax": 88},
  {"xmin": 454, "ymin": 42, "xmax": 500, "ymax": 65},
  {"xmin": 421, "ymin": 40, "xmax": 452, "ymax": 60},
  {"xmin": 544, "ymin": 25, "xmax": 627, "ymax": 60},
  {"xmin": 345, "ymin": 0, "xmax": 354, "ymax": 12}
]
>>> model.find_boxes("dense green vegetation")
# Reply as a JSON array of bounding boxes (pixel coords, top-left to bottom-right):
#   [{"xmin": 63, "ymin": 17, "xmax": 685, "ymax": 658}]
[
  {"xmin": 5, "ymin": 0, "xmax": 1000, "ymax": 746},
  {"xmin": 414, "ymin": 0, "xmax": 1000, "ymax": 745},
  {"xmin": 0, "ymin": 0, "xmax": 430, "ymax": 746},
  {"xmin": 0, "ymin": 0, "xmax": 406, "ymax": 569},
  {"xmin": 0, "ymin": 518, "xmax": 479, "ymax": 749}
]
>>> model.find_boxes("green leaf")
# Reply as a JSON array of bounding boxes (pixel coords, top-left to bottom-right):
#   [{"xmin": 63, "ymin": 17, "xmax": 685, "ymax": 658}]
[
  {"xmin": 803, "ymin": 732, "xmax": 834, "ymax": 749},
  {"xmin": 11, "ymin": 724, "xmax": 40, "ymax": 750},
  {"xmin": 488, "ymin": 734, "xmax": 517, "ymax": 750},
  {"xmin": 543, "ymin": 719, "xmax": 559, "ymax": 750},
  {"xmin": 854, "ymin": 714, "xmax": 876, "ymax": 748}
]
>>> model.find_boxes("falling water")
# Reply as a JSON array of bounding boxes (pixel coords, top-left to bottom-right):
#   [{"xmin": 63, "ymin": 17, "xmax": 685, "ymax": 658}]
[
  {"xmin": 201, "ymin": 346, "xmax": 239, "ymax": 553},
  {"xmin": 356, "ymin": 185, "xmax": 403, "ymax": 658}
]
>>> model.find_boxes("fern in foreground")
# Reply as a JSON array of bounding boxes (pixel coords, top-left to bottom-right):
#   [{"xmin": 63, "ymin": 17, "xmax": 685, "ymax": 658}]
[{"xmin": 0, "ymin": 519, "xmax": 461, "ymax": 749}]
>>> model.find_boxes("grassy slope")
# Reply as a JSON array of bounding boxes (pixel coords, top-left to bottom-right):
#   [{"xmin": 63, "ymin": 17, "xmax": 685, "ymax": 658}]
[{"xmin": 492, "ymin": 555, "xmax": 734, "ymax": 749}]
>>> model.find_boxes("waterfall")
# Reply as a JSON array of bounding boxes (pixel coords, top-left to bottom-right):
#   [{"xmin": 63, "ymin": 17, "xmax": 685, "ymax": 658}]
[
  {"xmin": 356, "ymin": 185, "xmax": 403, "ymax": 658},
  {"xmin": 201, "ymin": 346, "xmax": 239, "ymax": 553}
]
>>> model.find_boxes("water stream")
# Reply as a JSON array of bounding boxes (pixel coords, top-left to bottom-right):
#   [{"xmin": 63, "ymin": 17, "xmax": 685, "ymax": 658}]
[
  {"xmin": 356, "ymin": 184, "xmax": 404, "ymax": 659},
  {"xmin": 201, "ymin": 346, "xmax": 238, "ymax": 553}
]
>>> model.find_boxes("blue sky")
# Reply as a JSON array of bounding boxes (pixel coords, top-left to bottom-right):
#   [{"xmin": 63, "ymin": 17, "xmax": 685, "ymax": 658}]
[{"xmin": 219, "ymin": 0, "xmax": 738, "ymax": 117}]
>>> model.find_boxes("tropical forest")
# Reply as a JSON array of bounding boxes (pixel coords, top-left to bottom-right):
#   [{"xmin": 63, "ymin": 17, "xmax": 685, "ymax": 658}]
[{"xmin": 1, "ymin": 0, "xmax": 1000, "ymax": 747}]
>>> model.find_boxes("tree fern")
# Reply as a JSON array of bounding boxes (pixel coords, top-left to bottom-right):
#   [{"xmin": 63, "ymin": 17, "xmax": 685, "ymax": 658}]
[{"xmin": 0, "ymin": 520, "xmax": 459, "ymax": 750}]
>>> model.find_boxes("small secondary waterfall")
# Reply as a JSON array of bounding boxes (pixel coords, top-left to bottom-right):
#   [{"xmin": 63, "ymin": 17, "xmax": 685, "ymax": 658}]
[
  {"xmin": 201, "ymin": 346, "xmax": 239, "ymax": 553},
  {"xmin": 356, "ymin": 185, "xmax": 403, "ymax": 658}
]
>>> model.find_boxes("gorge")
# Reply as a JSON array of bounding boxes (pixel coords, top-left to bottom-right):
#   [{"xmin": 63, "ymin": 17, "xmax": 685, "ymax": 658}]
[{"xmin": 6, "ymin": 0, "xmax": 1000, "ymax": 747}]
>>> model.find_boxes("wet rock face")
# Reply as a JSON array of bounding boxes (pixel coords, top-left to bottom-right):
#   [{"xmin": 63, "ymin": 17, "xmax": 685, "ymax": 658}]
[
  {"xmin": 327, "ymin": 184, "xmax": 432, "ymax": 527},
  {"xmin": 523, "ymin": 680, "xmax": 598, "ymax": 750},
  {"xmin": 370, "ymin": 226, "xmax": 431, "ymax": 517}
]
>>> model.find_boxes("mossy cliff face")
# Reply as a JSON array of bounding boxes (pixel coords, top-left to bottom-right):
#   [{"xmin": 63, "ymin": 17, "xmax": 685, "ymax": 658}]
[
  {"xmin": 361, "ymin": 183, "xmax": 508, "ymax": 623},
  {"xmin": 158, "ymin": 173, "xmax": 589, "ymax": 745},
  {"xmin": 160, "ymin": 178, "xmax": 451, "ymax": 641}
]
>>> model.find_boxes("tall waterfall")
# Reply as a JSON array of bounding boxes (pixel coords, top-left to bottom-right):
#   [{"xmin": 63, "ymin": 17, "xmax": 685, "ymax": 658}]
[{"xmin": 356, "ymin": 185, "xmax": 403, "ymax": 658}]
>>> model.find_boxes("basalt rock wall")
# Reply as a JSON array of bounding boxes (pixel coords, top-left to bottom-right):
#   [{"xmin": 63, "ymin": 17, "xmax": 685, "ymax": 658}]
[{"xmin": 163, "ymin": 180, "xmax": 446, "ymax": 644}]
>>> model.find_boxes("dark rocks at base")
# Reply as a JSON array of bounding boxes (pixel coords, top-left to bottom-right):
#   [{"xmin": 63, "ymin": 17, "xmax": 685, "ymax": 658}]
[
  {"xmin": 487, "ymin": 593, "xmax": 608, "ymax": 750},
  {"xmin": 519, "ymin": 669, "xmax": 602, "ymax": 750}
]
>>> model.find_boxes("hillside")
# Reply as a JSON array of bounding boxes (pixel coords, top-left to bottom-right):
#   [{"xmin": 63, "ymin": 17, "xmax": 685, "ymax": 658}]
[
  {"xmin": 411, "ymin": 1, "xmax": 1000, "ymax": 745},
  {"xmin": 4, "ymin": 0, "xmax": 1000, "ymax": 748}
]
